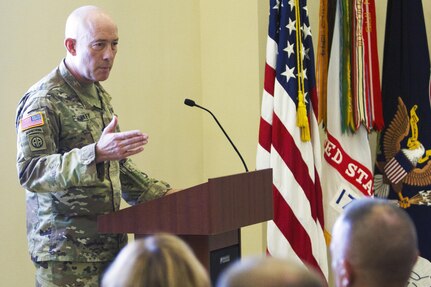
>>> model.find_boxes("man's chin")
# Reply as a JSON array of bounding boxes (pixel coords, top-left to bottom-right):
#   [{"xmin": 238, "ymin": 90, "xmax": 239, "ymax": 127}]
[
  {"xmin": 95, "ymin": 73, "xmax": 110, "ymax": 82},
  {"xmin": 94, "ymin": 67, "xmax": 112, "ymax": 80}
]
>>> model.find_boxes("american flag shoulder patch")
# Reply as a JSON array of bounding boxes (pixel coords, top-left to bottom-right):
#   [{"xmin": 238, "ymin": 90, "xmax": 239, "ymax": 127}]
[{"xmin": 20, "ymin": 112, "xmax": 45, "ymax": 131}]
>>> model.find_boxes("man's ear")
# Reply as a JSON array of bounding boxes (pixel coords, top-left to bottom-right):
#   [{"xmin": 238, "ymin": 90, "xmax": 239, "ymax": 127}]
[{"xmin": 65, "ymin": 38, "xmax": 77, "ymax": 55}]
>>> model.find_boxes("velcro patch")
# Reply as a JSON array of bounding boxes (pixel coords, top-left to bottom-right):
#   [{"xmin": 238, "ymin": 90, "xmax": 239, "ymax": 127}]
[
  {"xmin": 28, "ymin": 134, "xmax": 46, "ymax": 151},
  {"xmin": 21, "ymin": 112, "xmax": 45, "ymax": 131}
]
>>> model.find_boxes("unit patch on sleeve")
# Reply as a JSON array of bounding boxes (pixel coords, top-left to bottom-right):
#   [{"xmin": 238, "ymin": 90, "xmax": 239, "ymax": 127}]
[
  {"xmin": 28, "ymin": 133, "xmax": 47, "ymax": 152},
  {"xmin": 20, "ymin": 112, "xmax": 45, "ymax": 131}
]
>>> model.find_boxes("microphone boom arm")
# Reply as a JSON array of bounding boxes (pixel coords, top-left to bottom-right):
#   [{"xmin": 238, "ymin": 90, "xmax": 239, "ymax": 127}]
[{"xmin": 185, "ymin": 99, "xmax": 249, "ymax": 172}]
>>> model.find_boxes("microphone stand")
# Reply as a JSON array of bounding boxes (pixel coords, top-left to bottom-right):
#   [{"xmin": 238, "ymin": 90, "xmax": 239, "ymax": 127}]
[{"xmin": 184, "ymin": 99, "xmax": 249, "ymax": 172}]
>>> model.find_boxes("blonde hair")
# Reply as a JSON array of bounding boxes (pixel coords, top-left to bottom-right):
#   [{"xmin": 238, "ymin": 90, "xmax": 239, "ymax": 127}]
[{"xmin": 102, "ymin": 233, "xmax": 210, "ymax": 287}]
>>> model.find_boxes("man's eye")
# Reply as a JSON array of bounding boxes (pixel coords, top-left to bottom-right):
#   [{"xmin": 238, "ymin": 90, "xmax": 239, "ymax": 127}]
[{"xmin": 92, "ymin": 43, "xmax": 105, "ymax": 50}]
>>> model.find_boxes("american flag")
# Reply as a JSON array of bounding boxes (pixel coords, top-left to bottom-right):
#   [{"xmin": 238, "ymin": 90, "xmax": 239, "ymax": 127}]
[
  {"xmin": 20, "ymin": 112, "xmax": 44, "ymax": 131},
  {"xmin": 256, "ymin": 0, "xmax": 328, "ymax": 280}
]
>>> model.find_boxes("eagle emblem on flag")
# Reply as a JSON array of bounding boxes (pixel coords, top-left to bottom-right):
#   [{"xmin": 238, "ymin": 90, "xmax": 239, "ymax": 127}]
[{"xmin": 375, "ymin": 97, "xmax": 431, "ymax": 208}]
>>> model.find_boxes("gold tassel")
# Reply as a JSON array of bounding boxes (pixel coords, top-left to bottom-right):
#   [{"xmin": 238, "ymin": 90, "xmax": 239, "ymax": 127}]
[
  {"xmin": 301, "ymin": 126, "xmax": 311, "ymax": 141},
  {"xmin": 297, "ymin": 95, "xmax": 311, "ymax": 141},
  {"xmin": 297, "ymin": 94, "xmax": 307, "ymax": 127},
  {"xmin": 294, "ymin": 0, "xmax": 310, "ymax": 142}
]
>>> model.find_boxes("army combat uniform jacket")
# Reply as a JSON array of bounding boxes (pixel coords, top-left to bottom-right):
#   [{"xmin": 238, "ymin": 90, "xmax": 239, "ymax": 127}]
[{"xmin": 16, "ymin": 60, "xmax": 170, "ymax": 263}]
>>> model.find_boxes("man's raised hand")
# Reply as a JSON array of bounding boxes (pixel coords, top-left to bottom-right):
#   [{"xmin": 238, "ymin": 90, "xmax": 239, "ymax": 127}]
[{"xmin": 95, "ymin": 116, "xmax": 148, "ymax": 163}]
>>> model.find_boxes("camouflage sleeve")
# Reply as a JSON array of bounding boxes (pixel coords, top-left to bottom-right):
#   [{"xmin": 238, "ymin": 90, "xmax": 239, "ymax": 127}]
[
  {"xmin": 16, "ymin": 96, "xmax": 99, "ymax": 192},
  {"xmin": 119, "ymin": 158, "xmax": 171, "ymax": 205}
]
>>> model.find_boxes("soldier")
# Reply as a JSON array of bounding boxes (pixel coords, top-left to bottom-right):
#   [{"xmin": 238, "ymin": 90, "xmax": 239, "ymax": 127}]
[
  {"xmin": 330, "ymin": 198, "xmax": 418, "ymax": 287},
  {"xmin": 15, "ymin": 6, "xmax": 173, "ymax": 286}
]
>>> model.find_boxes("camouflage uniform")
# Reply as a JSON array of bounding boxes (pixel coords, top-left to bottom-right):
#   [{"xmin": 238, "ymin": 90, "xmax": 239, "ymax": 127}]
[
  {"xmin": 34, "ymin": 261, "xmax": 109, "ymax": 287},
  {"xmin": 16, "ymin": 60, "xmax": 170, "ymax": 285}
]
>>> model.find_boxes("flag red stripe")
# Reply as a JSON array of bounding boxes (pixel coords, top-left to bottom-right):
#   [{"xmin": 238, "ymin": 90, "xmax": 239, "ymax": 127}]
[
  {"xmin": 272, "ymin": 184, "xmax": 323, "ymax": 274},
  {"xmin": 271, "ymin": 113, "xmax": 318, "ymax": 221},
  {"xmin": 264, "ymin": 63, "xmax": 276, "ymax": 95},
  {"xmin": 314, "ymin": 168, "xmax": 325, "ymax": 229},
  {"xmin": 258, "ymin": 117, "xmax": 272, "ymax": 153}
]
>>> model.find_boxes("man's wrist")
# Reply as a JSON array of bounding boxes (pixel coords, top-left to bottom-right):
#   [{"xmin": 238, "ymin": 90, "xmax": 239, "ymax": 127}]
[{"xmin": 80, "ymin": 143, "xmax": 97, "ymax": 165}]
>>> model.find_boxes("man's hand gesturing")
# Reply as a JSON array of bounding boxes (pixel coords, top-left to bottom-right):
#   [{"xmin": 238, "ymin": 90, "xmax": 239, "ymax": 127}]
[{"xmin": 95, "ymin": 116, "xmax": 148, "ymax": 163}]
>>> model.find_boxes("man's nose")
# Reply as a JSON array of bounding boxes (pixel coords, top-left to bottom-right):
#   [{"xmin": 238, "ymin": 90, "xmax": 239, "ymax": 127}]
[{"xmin": 103, "ymin": 45, "xmax": 116, "ymax": 60}]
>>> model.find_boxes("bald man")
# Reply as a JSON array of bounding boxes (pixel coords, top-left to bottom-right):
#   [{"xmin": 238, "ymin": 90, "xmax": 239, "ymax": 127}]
[
  {"xmin": 216, "ymin": 256, "xmax": 325, "ymax": 287},
  {"xmin": 330, "ymin": 198, "xmax": 418, "ymax": 287},
  {"xmin": 16, "ymin": 6, "xmax": 172, "ymax": 286}
]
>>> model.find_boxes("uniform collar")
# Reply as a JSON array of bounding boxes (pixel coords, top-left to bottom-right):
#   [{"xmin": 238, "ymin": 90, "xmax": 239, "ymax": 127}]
[{"xmin": 59, "ymin": 60, "xmax": 102, "ymax": 109}]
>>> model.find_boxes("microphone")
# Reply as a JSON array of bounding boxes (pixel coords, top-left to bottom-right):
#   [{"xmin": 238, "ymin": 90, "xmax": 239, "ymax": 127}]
[{"xmin": 184, "ymin": 98, "xmax": 249, "ymax": 172}]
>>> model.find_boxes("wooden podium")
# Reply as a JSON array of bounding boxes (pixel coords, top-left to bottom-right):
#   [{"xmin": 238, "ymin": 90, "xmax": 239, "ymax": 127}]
[{"xmin": 98, "ymin": 168, "xmax": 273, "ymax": 282}]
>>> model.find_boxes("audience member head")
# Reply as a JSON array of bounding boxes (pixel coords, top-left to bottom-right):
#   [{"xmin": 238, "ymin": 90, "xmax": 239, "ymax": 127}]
[
  {"xmin": 101, "ymin": 233, "xmax": 210, "ymax": 287},
  {"xmin": 216, "ymin": 256, "xmax": 325, "ymax": 287},
  {"xmin": 330, "ymin": 198, "xmax": 418, "ymax": 287}
]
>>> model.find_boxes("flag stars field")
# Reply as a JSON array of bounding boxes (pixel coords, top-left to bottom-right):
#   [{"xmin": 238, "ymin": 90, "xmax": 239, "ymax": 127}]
[
  {"xmin": 284, "ymin": 41, "xmax": 295, "ymax": 58},
  {"xmin": 282, "ymin": 65, "xmax": 296, "ymax": 83},
  {"xmin": 286, "ymin": 19, "xmax": 296, "ymax": 35},
  {"xmin": 288, "ymin": 0, "xmax": 295, "ymax": 11},
  {"xmin": 302, "ymin": 24, "xmax": 312, "ymax": 39}
]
